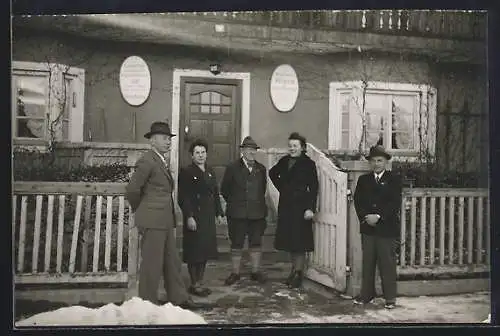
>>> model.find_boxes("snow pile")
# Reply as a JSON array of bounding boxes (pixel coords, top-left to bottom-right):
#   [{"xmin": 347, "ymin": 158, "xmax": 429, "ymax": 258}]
[
  {"xmin": 482, "ymin": 314, "xmax": 491, "ymax": 323},
  {"xmin": 16, "ymin": 297, "xmax": 207, "ymax": 326}
]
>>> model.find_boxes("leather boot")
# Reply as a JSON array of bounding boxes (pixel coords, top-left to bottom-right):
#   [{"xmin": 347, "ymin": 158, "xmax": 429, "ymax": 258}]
[{"xmin": 289, "ymin": 271, "xmax": 303, "ymax": 289}]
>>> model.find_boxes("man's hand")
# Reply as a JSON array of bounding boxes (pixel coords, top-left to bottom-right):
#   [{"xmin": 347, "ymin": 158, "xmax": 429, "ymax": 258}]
[
  {"xmin": 364, "ymin": 214, "xmax": 380, "ymax": 226},
  {"xmin": 186, "ymin": 217, "xmax": 197, "ymax": 231},
  {"xmin": 216, "ymin": 215, "xmax": 226, "ymax": 226},
  {"xmin": 304, "ymin": 209, "xmax": 315, "ymax": 220}
]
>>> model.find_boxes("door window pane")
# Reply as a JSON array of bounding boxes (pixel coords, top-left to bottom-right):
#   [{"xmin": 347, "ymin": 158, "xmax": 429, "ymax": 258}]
[
  {"xmin": 211, "ymin": 105, "xmax": 221, "ymax": 114},
  {"xmin": 211, "ymin": 92, "xmax": 221, "ymax": 104}
]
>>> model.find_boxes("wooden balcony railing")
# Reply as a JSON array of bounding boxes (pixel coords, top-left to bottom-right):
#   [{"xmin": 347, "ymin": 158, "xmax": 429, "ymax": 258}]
[{"xmin": 169, "ymin": 10, "xmax": 486, "ymax": 41}]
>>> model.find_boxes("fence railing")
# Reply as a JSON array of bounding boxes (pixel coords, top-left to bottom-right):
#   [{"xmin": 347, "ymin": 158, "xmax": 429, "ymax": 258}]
[
  {"xmin": 172, "ymin": 10, "xmax": 486, "ymax": 41},
  {"xmin": 12, "ymin": 182, "xmax": 138, "ymax": 286},
  {"xmin": 399, "ymin": 188, "xmax": 490, "ymax": 275}
]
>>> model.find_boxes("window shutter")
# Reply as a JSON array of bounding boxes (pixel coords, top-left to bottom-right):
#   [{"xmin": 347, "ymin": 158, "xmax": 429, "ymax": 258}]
[{"xmin": 68, "ymin": 68, "xmax": 85, "ymax": 142}]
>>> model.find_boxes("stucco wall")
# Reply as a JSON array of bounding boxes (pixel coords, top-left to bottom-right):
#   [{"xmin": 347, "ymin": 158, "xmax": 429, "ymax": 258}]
[{"xmin": 12, "ymin": 29, "xmax": 487, "ymax": 173}]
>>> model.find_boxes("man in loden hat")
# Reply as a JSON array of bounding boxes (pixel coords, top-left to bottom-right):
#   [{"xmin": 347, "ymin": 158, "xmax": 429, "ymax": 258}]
[
  {"xmin": 353, "ymin": 145, "xmax": 403, "ymax": 309},
  {"xmin": 125, "ymin": 121, "xmax": 201, "ymax": 309},
  {"xmin": 220, "ymin": 136, "xmax": 268, "ymax": 285}
]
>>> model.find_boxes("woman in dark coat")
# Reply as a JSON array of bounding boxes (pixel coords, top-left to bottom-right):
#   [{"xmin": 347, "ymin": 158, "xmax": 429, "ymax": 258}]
[
  {"xmin": 269, "ymin": 132, "xmax": 319, "ymax": 289},
  {"xmin": 178, "ymin": 139, "xmax": 225, "ymax": 297}
]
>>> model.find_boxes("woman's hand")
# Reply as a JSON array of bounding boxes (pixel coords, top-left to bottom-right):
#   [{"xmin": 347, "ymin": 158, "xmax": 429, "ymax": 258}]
[
  {"xmin": 186, "ymin": 217, "xmax": 197, "ymax": 231},
  {"xmin": 304, "ymin": 209, "xmax": 315, "ymax": 220},
  {"xmin": 364, "ymin": 214, "xmax": 380, "ymax": 226}
]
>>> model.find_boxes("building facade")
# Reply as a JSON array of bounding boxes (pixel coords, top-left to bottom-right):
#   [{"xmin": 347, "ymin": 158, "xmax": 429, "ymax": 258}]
[{"xmin": 11, "ymin": 11, "xmax": 488, "ymax": 184}]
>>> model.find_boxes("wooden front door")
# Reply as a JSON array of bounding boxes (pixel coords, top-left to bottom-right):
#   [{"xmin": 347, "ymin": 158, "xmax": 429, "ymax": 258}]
[{"xmin": 179, "ymin": 78, "xmax": 241, "ymax": 186}]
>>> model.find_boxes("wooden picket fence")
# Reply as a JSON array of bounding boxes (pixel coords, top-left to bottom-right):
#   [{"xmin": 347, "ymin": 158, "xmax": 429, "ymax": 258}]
[
  {"xmin": 12, "ymin": 182, "xmax": 138, "ymax": 289},
  {"xmin": 12, "ymin": 180, "xmax": 490, "ymax": 296},
  {"xmin": 398, "ymin": 188, "xmax": 490, "ymax": 276}
]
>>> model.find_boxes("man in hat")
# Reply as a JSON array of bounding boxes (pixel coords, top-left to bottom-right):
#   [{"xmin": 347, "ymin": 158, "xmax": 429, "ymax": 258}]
[
  {"xmin": 220, "ymin": 136, "xmax": 268, "ymax": 285},
  {"xmin": 125, "ymin": 121, "xmax": 200, "ymax": 309},
  {"xmin": 353, "ymin": 145, "xmax": 402, "ymax": 309}
]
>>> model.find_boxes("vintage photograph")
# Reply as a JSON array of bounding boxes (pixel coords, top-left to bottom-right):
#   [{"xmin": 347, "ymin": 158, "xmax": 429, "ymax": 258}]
[{"xmin": 11, "ymin": 10, "xmax": 491, "ymax": 326}]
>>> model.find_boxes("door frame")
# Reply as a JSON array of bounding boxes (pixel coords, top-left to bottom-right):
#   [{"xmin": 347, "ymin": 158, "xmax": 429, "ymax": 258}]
[{"xmin": 171, "ymin": 69, "xmax": 251, "ymax": 198}]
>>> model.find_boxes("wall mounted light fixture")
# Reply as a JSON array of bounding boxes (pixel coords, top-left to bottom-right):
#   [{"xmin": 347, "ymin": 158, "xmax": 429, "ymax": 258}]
[{"xmin": 209, "ymin": 63, "xmax": 221, "ymax": 75}]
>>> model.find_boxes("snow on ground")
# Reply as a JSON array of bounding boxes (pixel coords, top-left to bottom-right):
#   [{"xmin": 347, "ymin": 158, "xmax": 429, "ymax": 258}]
[
  {"xmin": 260, "ymin": 292, "xmax": 491, "ymax": 324},
  {"xmin": 16, "ymin": 297, "xmax": 207, "ymax": 326}
]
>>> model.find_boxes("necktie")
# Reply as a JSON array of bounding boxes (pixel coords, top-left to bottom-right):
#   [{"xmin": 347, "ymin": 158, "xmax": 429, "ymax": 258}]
[{"xmin": 376, "ymin": 175, "xmax": 380, "ymax": 184}]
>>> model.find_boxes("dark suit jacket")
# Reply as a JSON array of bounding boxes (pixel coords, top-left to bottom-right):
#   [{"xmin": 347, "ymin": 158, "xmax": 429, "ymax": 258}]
[
  {"xmin": 353, "ymin": 170, "xmax": 402, "ymax": 237},
  {"xmin": 125, "ymin": 149, "xmax": 177, "ymax": 230},
  {"xmin": 220, "ymin": 158, "xmax": 267, "ymax": 220}
]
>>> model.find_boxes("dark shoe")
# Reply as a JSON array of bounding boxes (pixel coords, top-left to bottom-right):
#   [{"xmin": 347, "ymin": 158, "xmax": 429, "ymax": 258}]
[
  {"xmin": 288, "ymin": 271, "xmax": 303, "ymax": 289},
  {"xmin": 178, "ymin": 299, "xmax": 205, "ymax": 310},
  {"xmin": 188, "ymin": 285, "xmax": 210, "ymax": 297},
  {"xmin": 353, "ymin": 296, "xmax": 374, "ymax": 305},
  {"xmin": 384, "ymin": 302, "xmax": 396, "ymax": 309},
  {"xmin": 224, "ymin": 273, "xmax": 241, "ymax": 286},
  {"xmin": 284, "ymin": 270, "xmax": 295, "ymax": 285},
  {"xmin": 250, "ymin": 272, "xmax": 267, "ymax": 284}
]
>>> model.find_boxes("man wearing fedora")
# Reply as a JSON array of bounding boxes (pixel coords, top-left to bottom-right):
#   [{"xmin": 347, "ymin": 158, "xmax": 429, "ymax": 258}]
[
  {"xmin": 353, "ymin": 145, "xmax": 402, "ymax": 309},
  {"xmin": 125, "ymin": 121, "xmax": 200, "ymax": 309},
  {"xmin": 220, "ymin": 136, "xmax": 268, "ymax": 285}
]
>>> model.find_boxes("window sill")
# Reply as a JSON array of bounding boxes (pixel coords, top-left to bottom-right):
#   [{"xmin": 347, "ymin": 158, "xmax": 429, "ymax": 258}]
[{"xmin": 13, "ymin": 138, "xmax": 50, "ymax": 152}]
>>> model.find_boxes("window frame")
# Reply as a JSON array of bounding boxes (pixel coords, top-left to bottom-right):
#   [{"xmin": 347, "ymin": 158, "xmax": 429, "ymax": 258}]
[
  {"xmin": 328, "ymin": 81, "xmax": 437, "ymax": 159},
  {"xmin": 12, "ymin": 61, "xmax": 85, "ymax": 148}
]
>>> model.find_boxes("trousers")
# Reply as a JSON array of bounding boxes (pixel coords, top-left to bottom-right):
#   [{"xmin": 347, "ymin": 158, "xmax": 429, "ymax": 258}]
[
  {"xmin": 360, "ymin": 234, "xmax": 398, "ymax": 303},
  {"xmin": 138, "ymin": 228, "xmax": 189, "ymax": 304}
]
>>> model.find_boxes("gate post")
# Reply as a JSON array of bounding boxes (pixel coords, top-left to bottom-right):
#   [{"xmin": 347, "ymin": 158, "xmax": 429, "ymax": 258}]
[{"xmin": 342, "ymin": 160, "xmax": 392, "ymax": 298}]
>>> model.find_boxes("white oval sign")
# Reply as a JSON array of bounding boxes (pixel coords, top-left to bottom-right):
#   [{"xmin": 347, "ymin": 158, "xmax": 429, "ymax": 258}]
[
  {"xmin": 119, "ymin": 56, "xmax": 151, "ymax": 106},
  {"xmin": 270, "ymin": 64, "xmax": 299, "ymax": 112}
]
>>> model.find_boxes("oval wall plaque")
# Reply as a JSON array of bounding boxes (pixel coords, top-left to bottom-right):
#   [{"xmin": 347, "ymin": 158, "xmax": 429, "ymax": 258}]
[
  {"xmin": 270, "ymin": 64, "xmax": 299, "ymax": 112},
  {"xmin": 119, "ymin": 56, "xmax": 151, "ymax": 106}
]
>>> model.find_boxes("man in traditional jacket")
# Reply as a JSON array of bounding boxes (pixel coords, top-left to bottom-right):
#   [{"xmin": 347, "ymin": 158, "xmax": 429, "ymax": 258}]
[
  {"xmin": 353, "ymin": 145, "xmax": 402, "ymax": 309},
  {"xmin": 220, "ymin": 136, "xmax": 268, "ymax": 285},
  {"xmin": 125, "ymin": 121, "xmax": 201, "ymax": 309}
]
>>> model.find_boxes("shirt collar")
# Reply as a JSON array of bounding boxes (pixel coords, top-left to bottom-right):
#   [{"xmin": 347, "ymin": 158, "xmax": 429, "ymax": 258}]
[
  {"xmin": 374, "ymin": 170, "xmax": 385, "ymax": 179},
  {"xmin": 152, "ymin": 147, "xmax": 168, "ymax": 163},
  {"xmin": 241, "ymin": 157, "xmax": 253, "ymax": 169}
]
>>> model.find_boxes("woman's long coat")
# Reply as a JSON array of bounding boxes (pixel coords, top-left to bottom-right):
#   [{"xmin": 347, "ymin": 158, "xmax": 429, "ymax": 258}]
[
  {"xmin": 269, "ymin": 153, "xmax": 319, "ymax": 253},
  {"xmin": 177, "ymin": 163, "xmax": 224, "ymax": 263}
]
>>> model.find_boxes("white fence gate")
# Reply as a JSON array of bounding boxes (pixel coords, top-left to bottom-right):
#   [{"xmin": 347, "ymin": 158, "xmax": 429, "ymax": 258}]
[{"xmin": 305, "ymin": 144, "xmax": 349, "ymax": 291}]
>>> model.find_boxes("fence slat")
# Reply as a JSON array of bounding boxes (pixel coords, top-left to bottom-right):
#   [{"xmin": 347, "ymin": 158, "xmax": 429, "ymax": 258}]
[
  {"xmin": 476, "ymin": 197, "xmax": 483, "ymax": 264},
  {"xmin": 467, "ymin": 197, "xmax": 474, "ymax": 264},
  {"xmin": 69, "ymin": 196, "xmax": 83, "ymax": 273},
  {"xmin": 429, "ymin": 197, "xmax": 436, "ymax": 265},
  {"xmin": 400, "ymin": 196, "xmax": 407, "ymax": 266},
  {"xmin": 419, "ymin": 197, "xmax": 427, "ymax": 265},
  {"xmin": 56, "ymin": 195, "xmax": 65, "ymax": 273},
  {"xmin": 105, "ymin": 196, "xmax": 113, "ymax": 271},
  {"xmin": 485, "ymin": 198, "xmax": 490, "ymax": 264},
  {"xmin": 117, "ymin": 196, "xmax": 125, "ymax": 272},
  {"xmin": 439, "ymin": 197, "xmax": 446, "ymax": 265},
  {"xmin": 32, "ymin": 195, "xmax": 43, "ymax": 273},
  {"xmin": 457, "ymin": 197, "xmax": 465, "ymax": 264},
  {"xmin": 448, "ymin": 197, "xmax": 455, "ymax": 265},
  {"xmin": 409, "ymin": 197, "xmax": 417, "ymax": 266},
  {"xmin": 44, "ymin": 195, "xmax": 54, "ymax": 272},
  {"xmin": 17, "ymin": 196, "xmax": 28, "ymax": 273},
  {"xmin": 12, "ymin": 195, "xmax": 17, "ymax": 243},
  {"xmin": 80, "ymin": 196, "xmax": 92, "ymax": 272},
  {"xmin": 93, "ymin": 196, "xmax": 103, "ymax": 272}
]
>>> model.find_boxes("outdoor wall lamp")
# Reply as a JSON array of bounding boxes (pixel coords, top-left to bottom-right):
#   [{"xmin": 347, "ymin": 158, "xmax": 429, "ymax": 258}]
[{"xmin": 209, "ymin": 63, "xmax": 221, "ymax": 75}]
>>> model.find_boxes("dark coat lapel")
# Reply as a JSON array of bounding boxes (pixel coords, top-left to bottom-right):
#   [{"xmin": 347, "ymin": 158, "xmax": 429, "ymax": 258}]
[{"xmin": 151, "ymin": 150, "xmax": 174, "ymax": 186}]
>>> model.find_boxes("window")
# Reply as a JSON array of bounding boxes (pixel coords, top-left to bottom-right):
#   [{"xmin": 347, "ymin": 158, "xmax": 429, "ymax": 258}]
[
  {"xmin": 12, "ymin": 61, "xmax": 85, "ymax": 146},
  {"xmin": 328, "ymin": 81, "xmax": 437, "ymax": 158}
]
